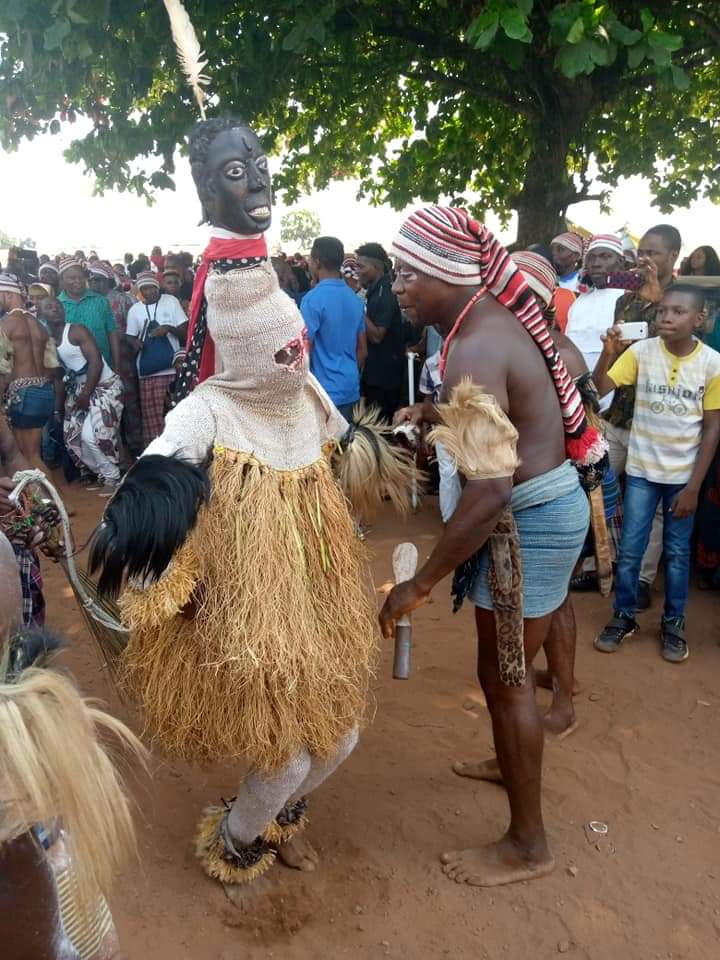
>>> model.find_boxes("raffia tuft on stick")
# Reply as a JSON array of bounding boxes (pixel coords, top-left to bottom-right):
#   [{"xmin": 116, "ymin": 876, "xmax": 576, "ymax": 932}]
[
  {"xmin": 119, "ymin": 448, "xmax": 378, "ymax": 770},
  {"xmin": 333, "ymin": 402, "xmax": 419, "ymax": 520}
]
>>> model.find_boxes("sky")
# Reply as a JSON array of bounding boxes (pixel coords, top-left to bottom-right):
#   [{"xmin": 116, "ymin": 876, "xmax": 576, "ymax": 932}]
[{"xmin": 0, "ymin": 122, "xmax": 718, "ymax": 261}]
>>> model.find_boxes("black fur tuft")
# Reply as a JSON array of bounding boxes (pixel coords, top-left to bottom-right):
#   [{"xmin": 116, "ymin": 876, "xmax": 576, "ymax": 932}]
[
  {"xmin": 6, "ymin": 627, "xmax": 64, "ymax": 681},
  {"xmin": 89, "ymin": 455, "xmax": 211, "ymax": 599}
]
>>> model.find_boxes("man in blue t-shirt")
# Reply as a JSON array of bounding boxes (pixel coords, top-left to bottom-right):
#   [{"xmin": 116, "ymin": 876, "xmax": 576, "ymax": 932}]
[{"xmin": 302, "ymin": 237, "xmax": 367, "ymax": 420}]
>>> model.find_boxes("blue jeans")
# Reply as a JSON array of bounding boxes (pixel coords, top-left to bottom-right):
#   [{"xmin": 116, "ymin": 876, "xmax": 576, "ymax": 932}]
[{"xmin": 615, "ymin": 475, "xmax": 694, "ymax": 621}]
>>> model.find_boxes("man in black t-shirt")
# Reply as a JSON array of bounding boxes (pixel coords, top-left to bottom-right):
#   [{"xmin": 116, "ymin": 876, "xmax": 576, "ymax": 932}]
[{"xmin": 356, "ymin": 242, "xmax": 405, "ymax": 421}]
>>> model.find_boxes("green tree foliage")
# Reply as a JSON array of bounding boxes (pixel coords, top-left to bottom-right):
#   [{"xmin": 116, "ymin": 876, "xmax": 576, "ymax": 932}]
[
  {"xmin": 1, "ymin": 1, "xmax": 719, "ymax": 242},
  {"xmin": 280, "ymin": 209, "xmax": 321, "ymax": 250},
  {"xmin": 0, "ymin": 228, "xmax": 34, "ymax": 250}
]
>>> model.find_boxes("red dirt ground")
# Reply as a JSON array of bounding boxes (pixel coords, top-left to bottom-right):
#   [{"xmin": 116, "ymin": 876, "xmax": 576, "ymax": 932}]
[{"xmin": 47, "ymin": 481, "xmax": 720, "ymax": 960}]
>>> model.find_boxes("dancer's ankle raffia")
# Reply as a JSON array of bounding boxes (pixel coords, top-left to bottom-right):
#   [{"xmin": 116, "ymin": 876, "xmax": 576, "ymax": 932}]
[
  {"xmin": 264, "ymin": 797, "xmax": 309, "ymax": 846},
  {"xmin": 195, "ymin": 804, "xmax": 275, "ymax": 885}
]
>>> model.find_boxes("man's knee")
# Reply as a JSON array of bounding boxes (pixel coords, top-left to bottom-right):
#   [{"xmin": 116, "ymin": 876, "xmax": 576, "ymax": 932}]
[{"xmin": 477, "ymin": 655, "xmax": 528, "ymax": 707}]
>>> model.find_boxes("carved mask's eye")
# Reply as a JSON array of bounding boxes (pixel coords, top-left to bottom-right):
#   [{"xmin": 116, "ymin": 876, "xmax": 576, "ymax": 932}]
[{"xmin": 224, "ymin": 162, "xmax": 246, "ymax": 179}]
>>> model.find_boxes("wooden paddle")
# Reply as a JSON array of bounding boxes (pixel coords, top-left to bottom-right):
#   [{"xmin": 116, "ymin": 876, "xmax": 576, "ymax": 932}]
[{"xmin": 391, "ymin": 542, "xmax": 419, "ymax": 680}]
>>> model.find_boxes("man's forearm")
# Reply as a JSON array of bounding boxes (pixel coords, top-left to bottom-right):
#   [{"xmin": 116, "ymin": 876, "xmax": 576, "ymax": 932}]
[
  {"xmin": 109, "ymin": 331, "xmax": 122, "ymax": 373},
  {"xmin": 592, "ymin": 351, "xmax": 616, "ymax": 397},
  {"xmin": 422, "ymin": 398, "xmax": 442, "ymax": 425},
  {"xmin": 365, "ymin": 316, "xmax": 386, "ymax": 345},
  {"xmin": 53, "ymin": 373, "xmax": 65, "ymax": 412},
  {"xmin": 84, "ymin": 358, "xmax": 103, "ymax": 396},
  {"xmin": 413, "ymin": 477, "xmax": 511, "ymax": 593}
]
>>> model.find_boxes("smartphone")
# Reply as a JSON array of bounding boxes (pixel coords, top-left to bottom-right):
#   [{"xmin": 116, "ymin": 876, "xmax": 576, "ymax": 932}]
[
  {"xmin": 606, "ymin": 271, "xmax": 644, "ymax": 291},
  {"xmin": 621, "ymin": 321, "xmax": 648, "ymax": 341}
]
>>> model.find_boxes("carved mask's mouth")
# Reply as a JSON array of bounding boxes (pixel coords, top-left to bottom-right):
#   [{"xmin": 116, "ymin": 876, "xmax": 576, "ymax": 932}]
[{"xmin": 247, "ymin": 205, "xmax": 271, "ymax": 221}]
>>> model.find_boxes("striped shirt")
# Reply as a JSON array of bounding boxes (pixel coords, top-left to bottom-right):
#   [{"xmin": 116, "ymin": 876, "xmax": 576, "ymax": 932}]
[{"xmin": 608, "ymin": 337, "xmax": 720, "ymax": 483}]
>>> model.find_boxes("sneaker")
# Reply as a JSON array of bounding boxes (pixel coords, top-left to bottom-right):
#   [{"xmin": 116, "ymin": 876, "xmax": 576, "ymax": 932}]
[
  {"xmin": 594, "ymin": 614, "xmax": 638, "ymax": 654},
  {"xmin": 660, "ymin": 618, "xmax": 688, "ymax": 663},
  {"xmin": 636, "ymin": 580, "xmax": 652, "ymax": 611},
  {"xmin": 97, "ymin": 482, "xmax": 120, "ymax": 498}
]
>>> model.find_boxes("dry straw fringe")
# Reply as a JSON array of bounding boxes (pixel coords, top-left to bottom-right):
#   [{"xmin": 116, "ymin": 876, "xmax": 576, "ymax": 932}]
[
  {"xmin": 332, "ymin": 401, "xmax": 418, "ymax": 520},
  {"xmin": 0, "ymin": 668, "xmax": 145, "ymax": 914},
  {"xmin": 429, "ymin": 378, "xmax": 520, "ymax": 481},
  {"xmin": 120, "ymin": 448, "xmax": 378, "ymax": 770}
]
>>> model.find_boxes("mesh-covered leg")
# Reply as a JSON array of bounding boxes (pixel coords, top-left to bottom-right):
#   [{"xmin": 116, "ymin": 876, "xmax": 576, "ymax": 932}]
[
  {"xmin": 226, "ymin": 749, "xmax": 312, "ymax": 845},
  {"xmin": 290, "ymin": 726, "xmax": 360, "ymax": 804}
]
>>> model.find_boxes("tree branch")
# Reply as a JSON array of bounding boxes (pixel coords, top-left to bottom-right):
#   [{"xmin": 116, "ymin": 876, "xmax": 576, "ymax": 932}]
[
  {"xmin": 383, "ymin": 15, "xmax": 475, "ymax": 63},
  {"xmin": 376, "ymin": 13, "xmax": 538, "ymax": 107},
  {"xmin": 573, "ymin": 191, "xmax": 605, "ymax": 203},
  {"xmin": 410, "ymin": 65, "xmax": 536, "ymax": 117}
]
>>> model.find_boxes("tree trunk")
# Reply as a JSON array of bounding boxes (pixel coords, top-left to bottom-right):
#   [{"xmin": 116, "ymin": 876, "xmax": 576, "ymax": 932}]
[{"xmin": 514, "ymin": 133, "xmax": 575, "ymax": 248}]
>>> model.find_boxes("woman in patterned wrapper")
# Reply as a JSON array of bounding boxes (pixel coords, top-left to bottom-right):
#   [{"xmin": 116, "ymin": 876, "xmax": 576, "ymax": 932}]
[{"xmin": 89, "ymin": 117, "xmax": 414, "ymax": 889}]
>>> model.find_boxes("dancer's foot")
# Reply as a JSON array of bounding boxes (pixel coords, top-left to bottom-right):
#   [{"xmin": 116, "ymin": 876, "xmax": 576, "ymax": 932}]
[
  {"xmin": 451, "ymin": 757, "xmax": 504, "ymax": 784},
  {"xmin": 535, "ymin": 669, "xmax": 582, "ymax": 696},
  {"xmin": 441, "ymin": 834, "xmax": 554, "ymax": 887},
  {"xmin": 195, "ymin": 806, "xmax": 276, "ymax": 886},
  {"xmin": 276, "ymin": 835, "xmax": 320, "ymax": 872},
  {"xmin": 543, "ymin": 703, "xmax": 579, "ymax": 740}
]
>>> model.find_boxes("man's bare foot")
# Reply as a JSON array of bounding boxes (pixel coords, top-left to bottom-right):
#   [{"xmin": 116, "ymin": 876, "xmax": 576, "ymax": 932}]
[
  {"xmin": 452, "ymin": 757, "xmax": 504, "ymax": 784},
  {"xmin": 441, "ymin": 834, "xmax": 554, "ymax": 887},
  {"xmin": 543, "ymin": 704, "xmax": 579, "ymax": 740},
  {"xmin": 535, "ymin": 669, "xmax": 582, "ymax": 696},
  {"xmin": 276, "ymin": 835, "xmax": 320, "ymax": 872}
]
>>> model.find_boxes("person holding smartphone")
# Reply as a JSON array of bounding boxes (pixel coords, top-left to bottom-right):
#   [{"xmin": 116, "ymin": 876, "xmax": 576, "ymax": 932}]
[
  {"xmin": 565, "ymin": 234, "xmax": 627, "ymax": 385},
  {"xmin": 602, "ymin": 224, "xmax": 682, "ymax": 609},
  {"xmin": 593, "ymin": 284, "xmax": 720, "ymax": 662}
]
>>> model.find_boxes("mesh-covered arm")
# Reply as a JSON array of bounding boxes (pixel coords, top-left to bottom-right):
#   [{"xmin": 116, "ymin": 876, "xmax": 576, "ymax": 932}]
[{"xmin": 143, "ymin": 393, "xmax": 216, "ymax": 463}]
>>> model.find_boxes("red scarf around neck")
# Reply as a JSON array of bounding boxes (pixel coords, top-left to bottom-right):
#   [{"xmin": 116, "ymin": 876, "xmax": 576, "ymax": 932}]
[{"xmin": 186, "ymin": 234, "xmax": 269, "ymax": 382}]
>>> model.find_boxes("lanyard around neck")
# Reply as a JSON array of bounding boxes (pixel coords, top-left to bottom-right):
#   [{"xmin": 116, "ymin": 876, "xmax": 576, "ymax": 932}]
[{"xmin": 142, "ymin": 300, "xmax": 160, "ymax": 341}]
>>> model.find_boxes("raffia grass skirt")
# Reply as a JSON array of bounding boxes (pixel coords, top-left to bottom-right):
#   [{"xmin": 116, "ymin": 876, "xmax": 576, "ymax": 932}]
[{"xmin": 119, "ymin": 446, "xmax": 378, "ymax": 770}]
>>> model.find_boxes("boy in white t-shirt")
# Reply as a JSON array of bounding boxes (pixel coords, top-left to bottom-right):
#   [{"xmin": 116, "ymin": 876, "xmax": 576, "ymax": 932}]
[{"xmin": 592, "ymin": 284, "xmax": 720, "ymax": 662}]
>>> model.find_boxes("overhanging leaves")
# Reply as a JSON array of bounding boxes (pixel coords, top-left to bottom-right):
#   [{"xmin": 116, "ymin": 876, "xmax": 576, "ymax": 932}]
[{"xmin": 0, "ymin": 0, "xmax": 718, "ymax": 242}]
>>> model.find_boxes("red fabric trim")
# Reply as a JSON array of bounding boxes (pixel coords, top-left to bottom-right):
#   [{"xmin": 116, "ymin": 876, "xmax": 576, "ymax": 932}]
[{"xmin": 185, "ymin": 236, "xmax": 268, "ymax": 382}]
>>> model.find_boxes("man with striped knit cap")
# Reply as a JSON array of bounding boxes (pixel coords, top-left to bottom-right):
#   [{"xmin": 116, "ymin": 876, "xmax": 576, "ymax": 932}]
[
  {"xmin": 380, "ymin": 206, "xmax": 600, "ymax": 888},
  {"xmin": 550, "ymin": 231, "xmax": 584, "ymax": 291},
  {"xmin": 565, "ymin": 234, "xmax": 626, "ymax": 386}
]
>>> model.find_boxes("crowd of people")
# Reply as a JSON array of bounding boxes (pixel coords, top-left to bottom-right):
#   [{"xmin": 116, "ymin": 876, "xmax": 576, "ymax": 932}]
[
  {"xmin": 0, "ymin": 240, "xmax": 424, "ymax": 494},
  {"xmin": 1, "ymin": 227, "xmax": 720, "ymax": 661}
]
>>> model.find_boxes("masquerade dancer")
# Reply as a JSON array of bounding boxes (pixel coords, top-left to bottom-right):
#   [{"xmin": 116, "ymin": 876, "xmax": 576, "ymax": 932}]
[
  {"xmin": 380, "ymin": 207, "xmax": 605, "ymax": 887},
  {"xmin": 89, "ymin": 114, "xmax": 413, "ymax": 888}
]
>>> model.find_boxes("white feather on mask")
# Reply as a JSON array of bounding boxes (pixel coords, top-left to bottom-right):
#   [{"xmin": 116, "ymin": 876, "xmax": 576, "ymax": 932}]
[{"xmin": 163, "ymin": 0, "xmax": 210, "ymax": 119}]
